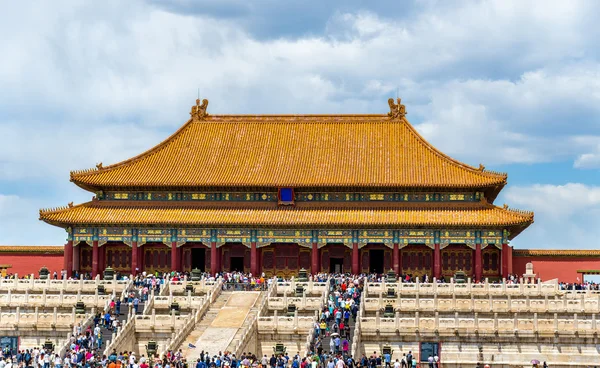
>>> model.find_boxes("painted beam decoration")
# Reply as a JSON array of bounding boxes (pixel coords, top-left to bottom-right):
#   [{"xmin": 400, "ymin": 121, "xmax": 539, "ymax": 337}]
[
  {"xmin": 67, "ymin": 226, "xmax": 508, "ymax": 248},
  {"xmin": 102, "ymin": 190, "xmax": 485, "ymax": 203},
  {"xmin": 357, "ymin": 230, "xmax": 394, "ymax": 248},
  {"xmin": 256, "ymin": 230, "xmax": 313, "ymax": 248}
]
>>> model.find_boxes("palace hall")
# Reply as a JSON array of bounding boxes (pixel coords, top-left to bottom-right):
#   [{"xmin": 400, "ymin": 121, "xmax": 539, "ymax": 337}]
[{"xmin": 39, "ymin": 98, "xmax": 534, "ymax": 280}]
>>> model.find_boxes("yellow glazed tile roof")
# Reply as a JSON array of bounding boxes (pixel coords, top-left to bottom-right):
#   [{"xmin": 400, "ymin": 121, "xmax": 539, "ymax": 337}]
[
  {"xmin": 70, "ymin": 102, "xmax": 507, "ymax": 190},
  {"xmin": 40, "ymin": 201, "xmax": 533, "ymax": 233},
  {"xmin": 513, "ymin": 249, "xmax": 600, "ymax": 257},
  {"xmin": 0, "ymin": 245, "xmax": 64, "ymax": 254}
]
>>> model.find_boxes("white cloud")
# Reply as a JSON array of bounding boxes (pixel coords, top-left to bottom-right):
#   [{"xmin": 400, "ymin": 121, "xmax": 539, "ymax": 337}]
[
  {"xmin": 503, "ymin": 184, "xmax": 600, "ymax": 249},
  {"xmin": 0, "ymin": 194, "xmax": 65, "ymax": 245}
]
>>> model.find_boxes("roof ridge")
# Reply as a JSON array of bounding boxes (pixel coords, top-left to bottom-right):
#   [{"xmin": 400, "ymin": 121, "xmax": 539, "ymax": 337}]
[
  {"xmin": 401, "ymin": 117, "xmax": 507, "ymax": 180},
  {"xmin": 70, "ymin": 117, "xmax": 195, "ymax": 183}
]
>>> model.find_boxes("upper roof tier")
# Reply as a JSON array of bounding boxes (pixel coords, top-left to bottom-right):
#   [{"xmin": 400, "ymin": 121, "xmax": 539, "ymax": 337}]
[{"xmin": 70, "ymin": 99, "xmax": 507, "ymax": 192}]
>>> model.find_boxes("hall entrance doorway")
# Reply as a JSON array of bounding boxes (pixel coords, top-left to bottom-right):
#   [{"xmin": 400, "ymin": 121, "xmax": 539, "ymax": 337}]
[
  {"xmin": 369, "ymin": 249, "xmax": 384, "ymax": 273},
  {"xmin": 330, "ymin": 258, "xmax": 344, "ymax": 273},
  {"xmin": 230, "ymin": 257, "xmax": 244, "ymax": 272},
  {"xmin": 191, "ymin": 248, "xmax": 205, "ymax": 271}
]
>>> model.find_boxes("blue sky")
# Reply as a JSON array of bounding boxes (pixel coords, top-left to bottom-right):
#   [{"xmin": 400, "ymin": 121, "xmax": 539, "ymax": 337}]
[{"xmin": 0, "ymin": 0, "xmax": 598, "ymax": 249}]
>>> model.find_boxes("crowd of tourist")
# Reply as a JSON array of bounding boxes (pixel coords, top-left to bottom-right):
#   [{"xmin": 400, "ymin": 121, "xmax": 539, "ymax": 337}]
[{"xmin": 6, "ymin": 269, "xmax": 594, "ymax": 368}]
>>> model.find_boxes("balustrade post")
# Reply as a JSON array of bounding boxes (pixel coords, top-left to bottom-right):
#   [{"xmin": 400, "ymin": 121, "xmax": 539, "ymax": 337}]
[
  {"xmin": 25, "ymin": 290, "xmax": 29, "ymax": 304},
  {"xmin": 533, "ymin": 312, "xmax": 538, "ymax": 330},
  {"xmin": 379, "ymin": 292, "xmax": 383, "ymax": 307},
  {"xmin": 502, "ymin": 279, "xmax": 506, "ymax": 293},
  {"xmin": 574, "ymin": 313, "xmax": 578, "ymax": 330},
  {"xmin": 526, "ymin": 295, "xmax": 530, "ymax": 311},
  {"xmin": 454, "ymin": 312, "xmax": 458, "ymax": 329},
  {"xmin": 593, "ymin": 313, "xmax": 597, "ymax": 331},
  {"xmin": 513, "ymin": 312, "xmax": 518, "ymax": 330},
  {"xmin": 470, "ymin": 294, "xmax": 474, "ymax": 312},
  {"xmin": 302, "ymin": 291, "xmax": 307, "ymax": 309},
  {"xmin": 34, "ymin": 307, "xmax": 39, "ymax": 324},
  {"xmin": 294, "ymin": 310, "xmax": 298, "ymax": 329},
  {"xmin": 7, "ymin": 289, "xmax": 11, "ymax": 304},
  {"xmin": 563, "ymin": 295, "xmax": 568, "ymax": 310},
  {"xmin": 508, "ymin": 295, "xmax": 512, "ymax": 312},
  {"xmin": 484, "ymin": 278, "xmax": 489, "ymax": 293},
  {"xmin": 395, "ymin": 311, "xmax": 400, "ymax": 330},
  {"xmin": 376, "ymin": 311, "xmax": 380, "ymax": 330},
  {"xmin": 452, "ymin": 293, "xmax": 456, "ymax": 310},
  {"xmin": 171, "ymin": 309, "xmax": 175, "ymax": 325},
  {"xmin": 493, "ymin": 312, "xmax": 498, "ymax": 331},
  {"xmin": 71, "ymin": 307, "xmax": 75, "ymax": 323},
  {"xmin": 415, "ymin": 311, "xmax": 419, "ymax": 329},
  {"xmin": 43, "ymin": 288, "xmax": 47, "ymax": 305},
  {"xmin": 581, "ymin": 293, "xmax": 585, "ymax": 313},
  {"xmin": 474, "ymin": 312, "xmax": 478, "ymax": 330},
  {"xmin": 553, "ymin": 313, "xmax": 558, "ymax": 332},
  {"xmin": 188, "ymin": 290, "xmax": 192, "ymax": 307},
  {"xmin": 416, "ymin": 293, "xmax": 420, "ymax": 310},
  {"xmin": 16, "ymin": 306, "xmax": 20, "ymax": 324},
  {"xmin": 435, "ymin": 311, "xmax": 439, "ymax": 330},
  {"xmin": 544, "ymin": 295, "xmax": 549, "ymax": 312},
  {"xmin": 488, "ymin": 294, "xmax": 493, "ymax": 312},
  {"xmin": 433, "ymin": 293, "xmax": 438, "ymax": 309},
  {"xmin": 274, "ymin": 309, "xmax": 278, "ymax": 330},
  {"xmin": 416, "ymin": 278, "xmax": 420, "ymax": 293}
]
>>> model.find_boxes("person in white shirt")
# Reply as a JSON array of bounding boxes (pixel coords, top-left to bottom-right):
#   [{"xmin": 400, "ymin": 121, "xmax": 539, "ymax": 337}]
[{"xmin": 394, "ymin": 359, "xmax": 401, "ymax": 368}]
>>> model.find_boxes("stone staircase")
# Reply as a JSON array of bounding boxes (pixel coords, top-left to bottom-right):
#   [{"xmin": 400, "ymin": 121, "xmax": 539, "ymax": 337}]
[
  {"xmin": 225, "ymin": 291, "xmax": 266, "ymax": 353},
  {"xmin": 177, "ymin": 292, "xmax": 232, "ymax": 358}
]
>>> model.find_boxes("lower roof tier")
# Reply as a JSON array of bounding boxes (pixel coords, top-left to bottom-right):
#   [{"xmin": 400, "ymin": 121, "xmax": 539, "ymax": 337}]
[{"xmin": 40, "ymin": 201, "xmax": 533, "ymax": 238}]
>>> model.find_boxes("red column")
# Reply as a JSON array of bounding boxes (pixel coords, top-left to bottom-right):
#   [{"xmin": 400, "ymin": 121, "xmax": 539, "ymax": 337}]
[
  {"xmin": 92, "ymin": 240, "xmax": 99, "ymax": 278},
  {"xmin": 311, "ymin": 242, "xmax": 320, "ymax": 274},
  {"xmin": 250, "ymin": 242, "xmax": 258, "ymax": 276},
  {"xmin": 65, "ymin": 241, "xmax": 73, "ymax": 278},
  {"xmin": 508, "ymin": 245, "xmax": 513, "ymax": 275},
  {"xmin": 392, "ymin": 243, "xmax": 399, "ymax": 275},
  {"xmin": 433, "ymin": 243, "xmax": 441, "ymax": 279},
  {"xmin": 131, "ymin": 241, "xmax": 138, "ymax": 276},
  {"xmin": 474, "ymin": 243, "xmax": 482, "ymax": 282},
  {"xmin": 171, "ymin": 242, "xmax": 179, "ymax": 272},
  {"xmin": 352, "ymin": 242, "xmax": 359, "ymax": 275},
  {"xmin": 210, "ymin": 242, "xmax": 218, "ymax": 275},
  {"xmin": 501, "ymin": 243, "xmax": 509, "ymax": 279}
]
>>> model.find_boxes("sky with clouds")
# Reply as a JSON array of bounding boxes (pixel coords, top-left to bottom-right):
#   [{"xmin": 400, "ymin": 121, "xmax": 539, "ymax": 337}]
[{"xmin": 0, "ymin": 0, "xmax": 598, "ymax": 249}]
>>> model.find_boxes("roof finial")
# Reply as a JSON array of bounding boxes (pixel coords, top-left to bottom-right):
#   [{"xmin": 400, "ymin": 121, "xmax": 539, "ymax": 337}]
[
  {"xmin": 478, "ymin": 163, "xmax": 485, "ymax": 171},
  {"xmin": 191, "ymin": 98, "xmax": 209, "ymax": 120},
  {"xmin": 96, "ymin": 162, "xmax": 103, "ymax": 169},
  {"xmin": 388, "ymin": 97, "xmax": 406, "ymax": 119}
]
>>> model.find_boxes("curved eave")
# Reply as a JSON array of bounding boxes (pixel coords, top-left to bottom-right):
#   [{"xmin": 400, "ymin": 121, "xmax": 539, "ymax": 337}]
[{"xmin": 39, "ymin": 200, "xmax": 533, "ymax": 234}]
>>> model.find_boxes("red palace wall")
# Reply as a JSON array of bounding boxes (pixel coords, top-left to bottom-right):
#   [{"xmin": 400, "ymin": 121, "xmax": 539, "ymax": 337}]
[
  {"xmin": 0, "ymin": 247, "xmax": 64, "ymax": 276},
  {"xmin": 513, "ymin": 253, "xmax": 600, "ymax": 283}
]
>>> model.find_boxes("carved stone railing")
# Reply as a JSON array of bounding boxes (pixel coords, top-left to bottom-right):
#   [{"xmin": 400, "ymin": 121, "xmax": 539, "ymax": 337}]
[
  {"xmin": 257, "ymin": 315, "xmax": 315, "ymax": 333},
  {"xmin": 0, "ymin": 275, "xmax": 130, "ymax": 294},
  {"xmin": 0, "ymin": 307, "xmax": 91, "ymax": 329},
  {"xmin": 365, "ymin": 278, "xmax": 561, "ymax": 297},
  {"xmin": 275, "ymin": 280, "xmax": 329, "ymax": 295},
  {"xmin": 364, "ymin": 293, "xmax": 600, "ymax": 314},
  {"xmin": 358, "ymin": 311, "xmax": 600, "ymax": 336}
]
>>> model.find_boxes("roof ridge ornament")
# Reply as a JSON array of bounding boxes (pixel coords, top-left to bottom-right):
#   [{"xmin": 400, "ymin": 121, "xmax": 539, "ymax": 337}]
[
  {"xmin": 388, "ymin": 98, "xmax": 407, "ymax": 119},
  {"xmin": 191, "ymin": 98, "xmax": 209, "ymax": 121}
]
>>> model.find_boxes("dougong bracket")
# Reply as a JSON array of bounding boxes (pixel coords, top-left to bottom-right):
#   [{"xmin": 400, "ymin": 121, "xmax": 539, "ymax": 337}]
[{"xmin": 388, "ymin": 98, "xmax": 407, "ymax": 119}]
